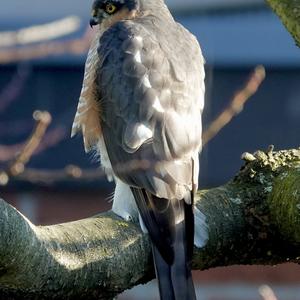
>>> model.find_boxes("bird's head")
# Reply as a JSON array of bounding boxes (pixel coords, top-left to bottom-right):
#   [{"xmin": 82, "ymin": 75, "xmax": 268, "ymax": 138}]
[{"xmin": 90, "ymin": 0, "xmax": 140, "ymax": 29}]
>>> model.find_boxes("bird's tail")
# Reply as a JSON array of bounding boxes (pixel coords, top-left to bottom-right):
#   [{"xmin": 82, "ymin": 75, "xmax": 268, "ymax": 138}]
[
  {"xmin": 152, "ymin": 212, "xmax": 196, "ymax": 300},
  {"xmin": 131, "ymin": 187, "xmax": 196, "ymax": 300}
]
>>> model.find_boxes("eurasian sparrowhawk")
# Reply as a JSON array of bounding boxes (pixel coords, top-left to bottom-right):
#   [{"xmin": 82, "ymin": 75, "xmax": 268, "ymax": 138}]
[{"xmin": 72, "ymin": 0, "xmax": 206, "ymax": 298}]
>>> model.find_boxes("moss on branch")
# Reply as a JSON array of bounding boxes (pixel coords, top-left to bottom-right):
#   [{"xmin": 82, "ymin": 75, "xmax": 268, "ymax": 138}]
[
  {"xmin": 266, "ymin": 0, "xmax": 300, "ymax": 47},
  {"xmin": 269, "ymin": 169, "xmax": 300, "ymax": 243}
]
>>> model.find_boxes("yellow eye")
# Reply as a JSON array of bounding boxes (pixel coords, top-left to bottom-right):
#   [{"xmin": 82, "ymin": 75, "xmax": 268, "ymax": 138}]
[{"xmin": 105, "ymin": 3, "xmax": 117, "ymax": 14}]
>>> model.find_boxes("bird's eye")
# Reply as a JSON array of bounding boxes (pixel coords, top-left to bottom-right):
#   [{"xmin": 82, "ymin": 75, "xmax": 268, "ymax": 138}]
[{"xmin": 105, "ymin": 3, "xmax": 117, "ymax": 14}]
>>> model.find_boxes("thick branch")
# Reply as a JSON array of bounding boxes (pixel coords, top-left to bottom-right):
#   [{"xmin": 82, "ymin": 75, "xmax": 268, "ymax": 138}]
[
  {"xmin": 266, "ymin": 0, "xmax": 300, "ymax": 47},
  {"xmin": 0, "ymin": 148, "xmax": 300, "ymax": 299}
]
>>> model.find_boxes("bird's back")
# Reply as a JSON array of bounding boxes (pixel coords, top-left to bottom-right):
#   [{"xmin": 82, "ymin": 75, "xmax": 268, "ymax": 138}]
[{"xmin": 97, "ymin": 13, "xmax": 205, "ymax": 199}]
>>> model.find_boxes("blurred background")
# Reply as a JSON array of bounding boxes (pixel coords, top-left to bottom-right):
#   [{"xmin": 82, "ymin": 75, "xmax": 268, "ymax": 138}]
[{"xmin": 0, "ymin": 0, "xmax": 299, "ymax": 299}]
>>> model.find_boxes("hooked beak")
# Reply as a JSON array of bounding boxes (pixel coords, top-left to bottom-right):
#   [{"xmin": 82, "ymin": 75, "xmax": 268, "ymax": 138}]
[{"xmin": 89, "ymin": 17, "xmax": 99, "ymax": 28}]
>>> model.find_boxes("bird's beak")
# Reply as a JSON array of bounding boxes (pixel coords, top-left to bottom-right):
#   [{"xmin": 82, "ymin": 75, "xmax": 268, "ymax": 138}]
[{"xmin": 89, "ymin": 17, "xmax": 99, "ymax": 28}]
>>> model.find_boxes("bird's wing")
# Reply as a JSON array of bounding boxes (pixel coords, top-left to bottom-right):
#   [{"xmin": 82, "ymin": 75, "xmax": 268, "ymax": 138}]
[
  {"xmin": 97, "ymin": 19, "xmax": 205, "ymax": 199},
  {"xmin": 71, "ymin": 30, "xmax": 102, "ymax": 152}
]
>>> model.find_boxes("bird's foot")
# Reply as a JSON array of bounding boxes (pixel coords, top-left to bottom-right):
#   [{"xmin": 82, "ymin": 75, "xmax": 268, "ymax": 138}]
[{"xmin": 112, "ymin": 208, "xmax": 137, "ymax": 222}]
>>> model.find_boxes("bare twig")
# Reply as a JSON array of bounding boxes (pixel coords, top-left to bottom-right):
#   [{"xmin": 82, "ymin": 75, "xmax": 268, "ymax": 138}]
[
  {"xmin": 0, "ymin": 16, "xmax": 81, "ymax": 48},
  {"xmin": 0, "ymin": 127, "xmax": 66, "ymax": 162},
  {"xmin": 13, "ymin": 159, "xmax": 152, "ymax": 184},
  {"xmin": 9, "ymin": 111, "xmax": 52, "ymax": 175},
  {"xmin": 16, "ymin": 166, "xmax": 105, "ymax": 184},
  {"xmin": 0, "ymin": 111, "xmax": 51, "ymax": 185},
  {"xmin": 0, "ymin": 64, "xmax": 30, "ymax": 112},
  {"xmin": 202, "ymin": 65, "xmax": 266, "ymax": 145},
  {"xmin": 0, "ymin": 27, "xmax": 93, "ymax": 64}
]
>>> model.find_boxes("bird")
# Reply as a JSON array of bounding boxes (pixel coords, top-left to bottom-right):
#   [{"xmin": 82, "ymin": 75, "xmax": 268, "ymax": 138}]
[{"xmin": 72, "ymin": 0, "xmax": 206, "ymax": 299}]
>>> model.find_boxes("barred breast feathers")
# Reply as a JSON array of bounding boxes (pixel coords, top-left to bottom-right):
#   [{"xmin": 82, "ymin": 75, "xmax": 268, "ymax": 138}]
[{"xmin": 71, "ymin": 30, "xmax": 102, "ymax": 153}]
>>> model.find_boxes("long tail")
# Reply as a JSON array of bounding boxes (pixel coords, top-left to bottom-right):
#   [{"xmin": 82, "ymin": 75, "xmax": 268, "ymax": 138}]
[{"xmin": 131, "ymin": 187, "xmax": 196, "ymax": 300}]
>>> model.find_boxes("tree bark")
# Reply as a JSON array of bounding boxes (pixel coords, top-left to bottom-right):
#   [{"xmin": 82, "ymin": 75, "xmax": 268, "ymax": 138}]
[
  {"xmin": 266, "ymin": 0, "xmax": 300, "ymax": 47},
  {"xmin": 0, "ymin": 148, "xmax": 300, "ymax": 299}
]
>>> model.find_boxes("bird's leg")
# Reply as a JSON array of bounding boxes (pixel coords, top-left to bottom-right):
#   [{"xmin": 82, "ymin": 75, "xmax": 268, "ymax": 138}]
[
  {"xmin": 112, "ymin": 179, "xmax": 139, "ymax": 222},
  {"xmin": 194, "ymin": 207, "xmax": 209, "ymax": 248}
]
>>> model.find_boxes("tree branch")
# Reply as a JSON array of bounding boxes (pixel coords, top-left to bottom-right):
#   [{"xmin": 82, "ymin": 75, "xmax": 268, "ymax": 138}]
[
  {"xmin": 0, "ymin": 111, "xmax": 51, "ymax": 186},
  {"xmin": 0, "ymin": 27, "xmax": 92, "ymax": 64},
  {"xmin": 266, "ymin": 0, "xmax": 300, "ymax": 47},
  {"xmin": 0, "ymin": 148, "xmax": 299, "ymax": 299},
  {"xmin": 202, "ymin": 65, "xmax": 265, "ymax": 146}
]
